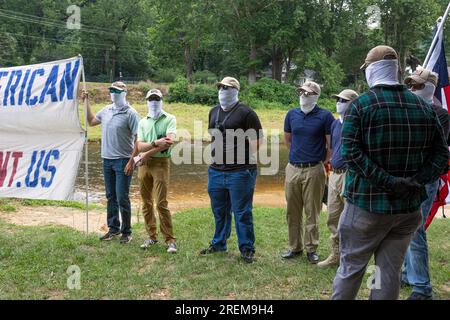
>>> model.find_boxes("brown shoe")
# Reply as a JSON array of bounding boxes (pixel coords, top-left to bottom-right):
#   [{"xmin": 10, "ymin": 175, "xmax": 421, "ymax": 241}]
[{"xmin": 317, "ymin": 253, "xmax": 340, "ymax": 268}]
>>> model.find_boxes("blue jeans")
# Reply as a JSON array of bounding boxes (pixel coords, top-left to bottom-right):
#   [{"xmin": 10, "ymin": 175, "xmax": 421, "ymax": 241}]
[
  {"xmin": 402, "ymin": 180, "xmax": 439, "ymax": 297},
  {"xmin": 208, "ymin": 167, "xmax": 257, "ymax": 254},
  {"xmin": 103, "ymin": 158, "xmax": 132, "ymax": 235}
]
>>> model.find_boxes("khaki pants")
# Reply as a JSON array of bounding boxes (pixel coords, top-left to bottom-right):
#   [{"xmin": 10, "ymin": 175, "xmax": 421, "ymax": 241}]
[
  {"xmin": 138, "ymin": 157, "xmax": 176, "ymax": 244},
  {"xmin": 327, "ymin": 172, "xmax": 346, "ymax": 247},
  {"xmin": 285, "ymin": 163, "xmax": 326, "ymax": 253}
]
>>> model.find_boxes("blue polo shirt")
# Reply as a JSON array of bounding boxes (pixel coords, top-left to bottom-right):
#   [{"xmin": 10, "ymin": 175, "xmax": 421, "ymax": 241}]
[
  {"xmin": 284, "ymin": 106, "xmax": 335, "ymax": 164},
  {"xmin": 330, "ymin": 119, "xmax": 346, "ymax": 170}
]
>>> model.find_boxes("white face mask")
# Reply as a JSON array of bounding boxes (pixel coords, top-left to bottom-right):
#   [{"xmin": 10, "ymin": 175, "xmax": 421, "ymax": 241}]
[
  {"xmin": 110, "ymin": 92, "xmax": 127, "ymax": 107},
  {"xmin": 412, "ymin": 82, "xmax": 436, "ymax": 103},
  {"xmin": 365, "ymin": 59, "xmax": 400, "ymax": 88},
  {"xmin": 219, "ymin": 88, "xmax": 239, "ymax": 111},
  {"xmin": 147, "ymin": 100, "xmax": 163, "ymax": 119},
  {"xmin": 336, "ymin": 101, "xmax": 350, "ymax": 123},
  {"xmin": 300, "ymin": 94, "xmax": 319, "ymax": 114}
]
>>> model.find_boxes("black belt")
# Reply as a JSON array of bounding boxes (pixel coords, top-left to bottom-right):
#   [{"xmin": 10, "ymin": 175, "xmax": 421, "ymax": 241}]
[
  {"xmin": 332, "ymin": 168, "xmax": 347, "ymax": 174},
  {"xmin": 290, "ymin": 162, "xmax": 320, "ymax": 168}
]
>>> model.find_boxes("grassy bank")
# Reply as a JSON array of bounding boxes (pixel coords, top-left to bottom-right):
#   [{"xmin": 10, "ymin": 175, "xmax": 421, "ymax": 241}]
[
  {"xmin": 0, "ymin": 207, "xmax": 448, "ymax": 300},
  {"xmin": 0, "ymin": 198, "xmax": 101, "ymax": 212},
  {"xmin": 80, "ymin": 102, "xmax": 292, "ymax": 142}
]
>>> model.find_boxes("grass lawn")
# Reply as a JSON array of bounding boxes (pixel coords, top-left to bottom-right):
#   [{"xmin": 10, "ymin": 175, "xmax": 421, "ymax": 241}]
[
  {"xmin": 79, "ymin": 103, "xmax": 297, "ymax": 142},
  {"xmin": 0, "ymin": 207, "xmax": 448, "ymax": 300}
]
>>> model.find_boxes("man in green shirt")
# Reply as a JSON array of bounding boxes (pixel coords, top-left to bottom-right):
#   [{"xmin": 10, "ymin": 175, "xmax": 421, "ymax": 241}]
[{"xmin": 136, "ymin": 89, "xmax": 178, "ymax": 254}]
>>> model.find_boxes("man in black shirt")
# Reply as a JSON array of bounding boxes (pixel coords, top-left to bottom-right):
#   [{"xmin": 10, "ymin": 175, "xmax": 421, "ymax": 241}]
[{"xmin": 200, "ymin": 77, "xmax": 263, "ymax": 263}]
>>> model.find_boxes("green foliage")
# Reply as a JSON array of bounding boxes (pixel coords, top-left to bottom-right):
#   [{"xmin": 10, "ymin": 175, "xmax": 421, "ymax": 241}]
[
  {"xmin": 151, "ymin": 68, "xmax": 181, "ymax": 84},
  {"xmin": 192, "ymin": 70, "xmax": 217, "ymax": 84},
  {"xmin": 189, "ymin": 84, "xmax": 217, "ymax": 105},
  {"xmin": 168, "ymin": 77, "xmax": 190, "ymax": 103},
  {"xmin": 241, "ymin": 78, "xmax": 298, "ymax": 107},
  {"xmin": 319, "ymin": 98, "xmax": 338, "ymax": 113}
]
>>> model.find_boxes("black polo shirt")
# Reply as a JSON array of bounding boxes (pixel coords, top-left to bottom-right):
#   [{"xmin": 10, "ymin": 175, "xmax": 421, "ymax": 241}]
[{"xmin": 208, "ymin": 102, "xmax": 263, "ymax": 172}]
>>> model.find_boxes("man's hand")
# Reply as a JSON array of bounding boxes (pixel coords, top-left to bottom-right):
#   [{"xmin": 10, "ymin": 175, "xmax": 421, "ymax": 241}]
[
  {"xmin": 124, "ymin": 158, "xmax": 135, "ymax": 176},
  {"xmin": 81, "ymin": 90, "xmax": 88, "ymax": 102},
  {"xmin": 155, "ymin": 137, "xmax": 174, "ymax": 149},
  {"xmin": 389, "ymin": 177, "xmax": 422, "ymax": 202}
]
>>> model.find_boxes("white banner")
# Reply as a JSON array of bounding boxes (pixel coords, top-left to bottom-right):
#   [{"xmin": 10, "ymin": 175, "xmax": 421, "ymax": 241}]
[{"xmin": 0, "ymin": 57, "xmax": 85, "ymax": 200}]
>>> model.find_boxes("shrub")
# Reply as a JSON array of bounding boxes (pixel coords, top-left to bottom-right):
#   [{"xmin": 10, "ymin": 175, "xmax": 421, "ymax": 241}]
[
  {"xmin": 152, "ymin": 68, "xmax": 181, "ymax": 83},
  {"xmin": 192, "ymin": 70, "xmax": 217, "ymax": 84},
  {"xmin": 168, "ymin": 76, "xmax": 190, "ymax": 103},
  {"xmin": 190, "ymin": 84, "xmax": 217, "ymax": 105},
  {"xmin": 241, "ymin": 78, "xmax": 297, "ymax": 107}
]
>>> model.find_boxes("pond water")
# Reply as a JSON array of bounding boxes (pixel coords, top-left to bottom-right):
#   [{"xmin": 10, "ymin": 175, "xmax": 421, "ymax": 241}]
[{"xmin": 75, "ymin": 142, "xmax": 290, "ymax": 210}]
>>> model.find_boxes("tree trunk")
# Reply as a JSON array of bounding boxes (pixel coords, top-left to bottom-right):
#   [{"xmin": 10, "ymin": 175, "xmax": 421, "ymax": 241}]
[
  {"xmin": 272, "ymin": 46, "xmax": 283, "ymax": 82},
  {"xmin": 248, "ymin": 44, "xmax": 257, "ymax": 84},
  {"xmin": 184, "ymin": 43, "xmax": 193, "ymax": 84}
]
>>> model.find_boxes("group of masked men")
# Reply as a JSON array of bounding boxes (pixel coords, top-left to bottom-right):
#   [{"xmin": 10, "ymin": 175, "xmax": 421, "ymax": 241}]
[{"xmin": 81, "ymin": 45, "xmax": 449, "ymax": 300}]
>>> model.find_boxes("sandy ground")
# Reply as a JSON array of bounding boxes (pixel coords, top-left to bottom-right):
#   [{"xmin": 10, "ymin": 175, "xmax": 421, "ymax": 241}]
[
  {"xmin": 0, "ymin": 188, "xmax": 286, "ymax": 233},
  {"xmin": 0, "ymin": 188, "xmax": 448, "ymax": 234}
]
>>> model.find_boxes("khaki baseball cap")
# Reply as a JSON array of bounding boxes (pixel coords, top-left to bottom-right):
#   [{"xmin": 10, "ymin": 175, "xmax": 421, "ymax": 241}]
[
  {"xmin": 332, "ymin": 89, "xmax": 359, "ymax": 101},
  {"xmin": 217, "ymin": 77, "xmax": 240, "ymax": 91},
  {"xmin": 298, "ymin": 81, "xmax": 321, "ymax": 95},
  {"xmin": 405, "ymin": 67, "xmax": 439, "ymax": 87},
  {"xmin": 109, "ymin": 81, "xmax": 127, "ymax": 92},
  {"xmin": 360, "ymin": 45, "xmax": 399, "ymax": 70},
  {"xmin": 146, "ymin": 88, "xmax": 163, "ymax": 99}
]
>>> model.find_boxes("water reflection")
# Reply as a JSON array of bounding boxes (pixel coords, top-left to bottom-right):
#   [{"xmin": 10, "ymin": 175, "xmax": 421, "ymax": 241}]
[{"xmin": 76, "ymin": 142, "xmax": 289, "ymax": 205}]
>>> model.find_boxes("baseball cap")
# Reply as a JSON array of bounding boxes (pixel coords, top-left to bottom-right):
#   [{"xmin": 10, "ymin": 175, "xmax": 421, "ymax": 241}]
[
  {"xmin": 405, "ymin": 67, "xmax": 439, "ymax": 87},
  {"xmin": 298, "ymin": 81, "xmax": 321, "ymax": 95},
  {"xmin": 146, "ymin": 89, "xmax": 163, "ymax": 100},
  {"xmin": 332, "ymin": 89, "xmax": 359, "ymax": 101},
  {"xmin": 217, "ymin": 77, "xmax": 240, "ymax": 91},
  {"xmin": 109, "ymin": 81, "xmax": 127, "ymax": 92},
  {"xmin": 361, "ymin": 45, "xmax": 399, "ymax": 70}
]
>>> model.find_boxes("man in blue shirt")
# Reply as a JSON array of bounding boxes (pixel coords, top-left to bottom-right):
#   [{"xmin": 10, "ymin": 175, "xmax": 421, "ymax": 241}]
[
  {"xmin": 318, "ymin": 89, "xmax": 358, "ymax": 268},
  {"xmin": 283, "ymin": 81, "xmax": 335, "ymax": 264}
]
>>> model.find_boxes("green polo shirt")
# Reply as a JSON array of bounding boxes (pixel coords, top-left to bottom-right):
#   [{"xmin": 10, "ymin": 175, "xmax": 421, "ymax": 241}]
[{"xmin": 137, "ymin": 111, "xmax": 177, "ymax": 158}]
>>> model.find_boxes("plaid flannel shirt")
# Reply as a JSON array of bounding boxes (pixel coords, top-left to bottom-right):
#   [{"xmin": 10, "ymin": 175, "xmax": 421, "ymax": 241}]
[{"xmin": 342, "ymin": 85, "xmax": 448, "ymax": 214}]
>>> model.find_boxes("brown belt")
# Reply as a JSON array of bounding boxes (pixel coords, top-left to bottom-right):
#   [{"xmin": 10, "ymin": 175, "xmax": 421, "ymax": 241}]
[{"xmin": 331, "ymin": 168, "xmax": 347, "ymax": 174}]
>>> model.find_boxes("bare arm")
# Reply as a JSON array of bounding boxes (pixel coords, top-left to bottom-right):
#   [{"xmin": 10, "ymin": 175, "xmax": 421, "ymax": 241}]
[
  {"xmin": 325, "ymin": 135, "xmax": 332, "ymax": 164},
  {"xmin": 81, "ymin": 91, "xmax": 100, "ymax": 127},
  {"xmin": 124, "ymin": 136, "xmax": 140, "ymax": 176},
  {"xmin": 284, "ymin": 132, "xmax": 292, "ymax": 150}
]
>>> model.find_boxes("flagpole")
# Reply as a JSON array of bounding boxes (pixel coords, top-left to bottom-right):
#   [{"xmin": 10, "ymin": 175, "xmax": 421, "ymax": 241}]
[
  {"xmin": 424, "ymin": 2, "xmax": 450, "ymax": 68},
  {"xmin": 80, "ymin": 54, "xmax": 89, "ymax": 234}
]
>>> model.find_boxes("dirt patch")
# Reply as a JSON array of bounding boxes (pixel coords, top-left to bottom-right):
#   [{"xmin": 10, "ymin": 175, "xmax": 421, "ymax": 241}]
[
  {"xmin": 149, "ymin": 288, "xmax": 171, "ymax": 300},
  {"xmin": 1, "ymin": 187, "xmax": 448, "ymax": 234}
]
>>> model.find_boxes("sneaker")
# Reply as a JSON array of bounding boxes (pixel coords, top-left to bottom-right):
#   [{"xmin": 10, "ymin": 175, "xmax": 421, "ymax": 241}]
[
  {"xmin": 167, "ymin": 243, "xmax": 177, "ymax": 254},
  {"xmin": 199, "ymin": 245, "xmax": 224, "ymax": 255},
  {"xmin": 307, "ymin": 252, "xmax": 320, "ymax": 264},
  {"xmin": 119, "ymin": 234, "xmax": 132, "ymax": 244},
  {"xmin": 317, "ymin": 253, "xmax": 339, "ymax": 268},
  {"xmin": 99, "ymin": 231, "xmax": 121, "ymax": 241},
  {"xmin": 407, "ymin": 292, "xmax": 433, "ymax": 300},
  {"xmin": 140, "ymin": 239, "xmax": 158, "ymax": 249},
  {"xmin": 241, "ymin": 251, "xmax": 255, "ymax": 264}
]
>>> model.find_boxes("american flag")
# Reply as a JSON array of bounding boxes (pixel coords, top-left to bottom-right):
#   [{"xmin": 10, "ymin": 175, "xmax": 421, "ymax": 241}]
[{"xmin": 424, "ymin": 20, "xmax": 450, "ymax": 231}]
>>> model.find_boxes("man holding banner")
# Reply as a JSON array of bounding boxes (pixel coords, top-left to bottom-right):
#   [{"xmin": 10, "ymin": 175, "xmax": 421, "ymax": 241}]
[{"xmin": 82, "ymin": 81, "xmax": 140, "ymax": 244}]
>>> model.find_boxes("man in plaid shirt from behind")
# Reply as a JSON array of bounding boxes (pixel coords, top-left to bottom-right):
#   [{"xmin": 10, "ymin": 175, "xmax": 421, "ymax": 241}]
[{"xmin": 331, "ymin": 46, "xmax": 448, "ymax": 300}]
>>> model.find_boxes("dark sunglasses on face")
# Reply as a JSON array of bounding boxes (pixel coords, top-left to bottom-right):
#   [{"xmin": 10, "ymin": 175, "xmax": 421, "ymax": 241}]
[
  {"xmin": 407, "ymin": 83, "xmax": 425, "ymax": 91},
  {"xmin": 337, "ymin": 98, "xmax": 350, "ymax": 103},
  {"xmin": 299, "ymin": 91, "xmax": 317, "ymax": 97},
  {"xmin": 109, "ymin": 88, "xmax": 124, "ymax": 94},
  {"xmin": 147, "ymin": 96, "xmax": 162, "ymax": 102},
  {"xmin": 219, "ymin": 85, "xmax": 230, "ymax": 91}
]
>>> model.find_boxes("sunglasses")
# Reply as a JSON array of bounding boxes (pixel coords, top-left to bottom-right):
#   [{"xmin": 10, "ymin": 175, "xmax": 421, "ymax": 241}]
[
  {"xmin": 337, "ymin": 98, "xmax": 350, "ymax": 103},
  {"xmin": 147, "ymin": 96, "xmax": 162, "ymax": 102},
  {"xmin": 109, "ymin": 88, "xmax": 124, "ymax": 94},
  {"xmin": 219, "ymin": 85, "xmax": 230, "ymax": 91},
  {"xmin": 407, "ymin": 83, "xmax": 425, "ymax": 91},
  {"xmin": 299, "ymin": 91, "xmax": 318, "ymax": 97}
]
